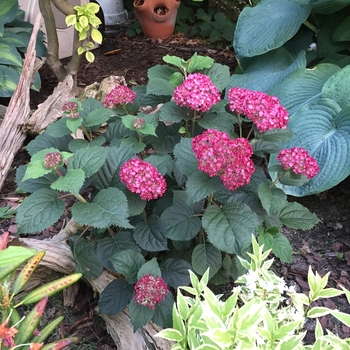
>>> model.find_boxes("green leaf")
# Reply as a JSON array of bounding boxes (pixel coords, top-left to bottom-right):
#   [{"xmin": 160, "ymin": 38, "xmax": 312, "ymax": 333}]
[
  {"xmin": 163, "ymin": 55, "xmax": 184, "ymax": 69},
  {"xmin": 322, "ymin": 64, "xmax": 350, "ymax": 110},
  {"xmin": 271, "ymin": 233, "xmax": 293, "ymax": 263},
  {"xmin": 202, "ymin": 202, "xmax": 259, "ymax": 254},
  {"xmin": 174, "ymin": 138, "xmax": 198, "ymax": 177},
  {"xmin": 72, "ymin": 187, "xmax": 132, "ymax": 229},
  {"xmin": 98, "ymin": 279, "xmax": 133, "ymax": 314},
  {"xmin": 160, "ymin": 101, "xmax": 190, "ymax": 123},
  {"xmin": 307, "ymin": 307, "xmax": 332, "ymax": 318},
  {"xmin": 277, "ymin": 202, "xmax": 319, "ymax": 229},
  {"xmin": 233, "ymin": 0, "xmax": 312, "ymax": 57},
  {"xmin": 333, "ymin": 16, "xmax": 350, "ymax": 42},
  {"xmin": 144, "ymin": 154, "xmax": 173, "ymax": 177},
  {"xmin": 67, "ymin": 146, "xmax": 106, "ymax": 177},
  {"xmin": 91, "ymin": 146, "xmax": 135, "ymax": 189},
  {"xmin": 269, "ymin": 99, "xmax": 350, "ymax": 196},
  {"xmin": 258, "ymin": 182, "xmax": 287, "ymax": 215},
  {"xmin": 66, "ymin": 117, "xmax": 83, "ymax": 135},
  {"xmin": 50, "ymin": 169, "xmax": 85, "ymax": 195},
  {"xmin": 186, "ymin": 171, "xmax": 222, "ymax": 205},
  {"xmin": 26, "ymin": 133, "xmax": 73, "ymax": 156},
  {"xmin": 330, "ymin": 310, "xmax": 350, "ymax": 327},
  {"xmin": 202, "ymin": 63, "xmax": 230, "ymax": 92},
  {"xmin": 133, "ymin": 215, "xmax": 168, "ymax": 252},
  {"xmin": 161, "ymin": 204, "xmax": 202, "ymax": 241},
  {"xmin": 156, "ymin": 329, "xmax": 183, "ymax": 342},
  {"xmin": 74, "ymin": 239, "xmax": 103, "ymax": 279},
  {"xmin": 229, "ymin": 48, "xmax": 306, "ymax": 93},
  {"xmin": 137, "ymin": 257, "xmax": 161, "ymax": 279},
  {"xmin": 110, "ymin": 250, "xmax": 145, "ymax": 283},
  {"xmin": 129, "ymin": 299, "xmax": 154, "ymax": 331},
  {"xmin": 16, "ymin": 189, "xmax": 65, "ymax": 234},
  {"xmin": 0, "ymin": 246, "xmax": 37, "ymax": 267},
  {"xmin": 147, "ymin": 65, "xmax": 177, "ymax": 96},
  {"xmin": 46, "ymin": 117, "xmax": 72, "ymax": 137},
  {"xmin": 0, "ymin": 42, "xmax": 22, "ymax": 66},
  {"xmin": 312, "ymin": 0, "xmax": 350, "ymax": 14},
  {"xmin": 191, "ymin": 243, "xmax": 222, "ymax": 278},
  {"xmin": 187, "ymin": 54, "xmax": 214, "ymax": 72},
  {"xmin": 153, "ymin": 292, "xmax": 174, "ymax": 328},
  {"xmin": 161, "ymin": 258, "xmax": 191, "ymax": 289}
]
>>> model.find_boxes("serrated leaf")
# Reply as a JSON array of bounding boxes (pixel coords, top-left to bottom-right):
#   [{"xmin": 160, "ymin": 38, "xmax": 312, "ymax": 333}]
[
  {"xmin": 187, "ymin": 54, "xmax": 214, "ymax": 72},
  {"xmin": 68, "ymin": 146, "xmax": 106, "ymax": 177},
  {"xmin": 161, "ymin": 204, "xmax": 201, "ymax": 241},
  {"xmin": 271, "ymin": 233, "xmax": 292, "ymax": 263},
  {"xmin": 46, "ymin": 117, "xmax": 72, "ymax": 137},
  {"xmin": 258, "ymin": 181, "xmax": 287, "ymax": 215},
  {"xmin": 160, "ymin": 101, "xmax": 190, "ymax": 123},
  {"xmin": 72, "ymin": 187, "xmax": 132, "ymax": 229},
  {"xmin": 152, "ymin": 292, "xmax": 174, "ymax": 328},
  {"xmin": 147, "ymin": 65, "xmax": 177, "ymax": 96},
  {"xmin": 137, "ymin": 257, "xmax": 161, "ymax": 279},
  {"xmin": 50, "ymin": 168, "xmax": 85, "ymax": 195},
  {"xmin": 74, "ymin": 239, "xmax": 103, "ymax": 279},
  {"xmin": 26, "ymin": 133, "xmax": 73, "ymax": 156},
  {"xmin": 98, "ymin": 279, "xmax": 133, "ymax": 314},
  {"xmin": 191, "ymin": 244, "xmax": 222, "ymax": 278},
  {"xmin": 16, "ymin": 189, "xmax": 65, "ymax": 234},
  {"xmin": 174, "ymin": 138, "xmax": 198, "ymax": 177},
  {"xmin": 277, "ymin": 202, "xmax": 319, "ymax": 229},
  {"xmin": 129, "ymin": 299, "xmax": 154, "ymax": 331},
  {"xmin": 202, "ymin": 63, "xmax": 230, "ymax": 92},
  {"xmin": 110, "ymin": 250, "xmax": 145, "ymax": 283},
  {"xmin": 161, "ymin": 258, "xmax": 192, "ymax": 289},
  {"xmin": 202, "ymin": 202, "xmax": 259, "ymax": 254},
  {"xmin": 133, "ymin": 215, "xmax": 168, "ymax": 252},
  {"xmin": 186, "ymin": 171, "xmax": 222, "ymax": 205}
]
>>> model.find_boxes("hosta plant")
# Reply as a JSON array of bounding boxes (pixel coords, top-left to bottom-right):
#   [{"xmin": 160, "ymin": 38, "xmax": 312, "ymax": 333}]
[
  {"xmin": 0, "ymin": 231, "xmax": 82, "ymax": 349},
  {"xmin": 15, "ymin": 53, "xmax": 320, "ymax": 330},
  {"xmin": 231, "ymin": 0, "xmax": 350, "ymax": 196},
  {"xmin": 157, "ymin": 236, "xmax": 350, "ymax": 349}
]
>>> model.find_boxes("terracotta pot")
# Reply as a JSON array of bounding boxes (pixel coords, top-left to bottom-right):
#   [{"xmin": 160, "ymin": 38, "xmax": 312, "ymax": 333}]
[{"xmin": 133, "ymin": 0, "xmax": 180, "ymax": 39}]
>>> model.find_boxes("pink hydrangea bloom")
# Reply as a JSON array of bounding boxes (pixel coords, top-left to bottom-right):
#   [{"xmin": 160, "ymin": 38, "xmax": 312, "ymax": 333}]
[
  {"xmin": 173, "ymin": 73, "xmax": 221, "ymax": 113},
  {"xmin": 134, "ymin": 274, "xmax": 169, "ymax": 310},
  {"xmin": 277, "ymin": 147, "xmax": 319, "ymax": 179},
  {"xmin": 119, "ymin": 158, "xmax": 167, "ymax": 201},
  {"xmin": 192, "ymin": 129, "xmax": 254, "ymax": 190},
  {"xmin": 44, "ymin": 152, "xmax": 63, "ymax": 169},
  {"xmin": 104, "ymin": 85, "xmax": 136, "ymax": 107},
  {"xmin": 227, "ymin": 87, "xmax": 289, "ymax": 132}
]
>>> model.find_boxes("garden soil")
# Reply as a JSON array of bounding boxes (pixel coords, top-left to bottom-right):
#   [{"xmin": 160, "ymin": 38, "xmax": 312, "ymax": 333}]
[{"xmin": 1, "ymin": 30, "xmax": 350, "ymax": 348}]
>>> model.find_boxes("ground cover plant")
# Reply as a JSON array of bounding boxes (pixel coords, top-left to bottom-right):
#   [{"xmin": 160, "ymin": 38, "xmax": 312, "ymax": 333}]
[
  {"xmin": 0, "ymin": 232, "xmax": 81, "ymax": 349},
  {"xmin": 13, "ymin": 53, "xmax": 321, "ymax": 331}
]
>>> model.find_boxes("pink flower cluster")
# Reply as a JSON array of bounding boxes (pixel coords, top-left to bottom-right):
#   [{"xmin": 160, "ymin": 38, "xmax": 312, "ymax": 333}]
[
  {"xmin": 44, "ymin": 152, "xmax": 63, "ymax": 169},
  {"xmin": 134, "ymin": 274, "xmax": 169, "ymax": 310},
  {"xmin": 119, "ymin": 158, "xmax": 167, "ymax": 201},
  {"xmin": 173, "ymin": 73, "xmax": 221, "ymax": 113},
  {"xmin": 227, "ymin": 87, "xmax": 289, "ymax": 132},
  {"xmin": 277, "ymin": 147, "xmax": 319, "ymax": 179},
  {"xmin": 192, "ymin": 129, "xmax": 255, "ymax": 190},
  {"xmin": 62, "ymin": 101, "xmax": 80, "ymax": 119},
  {"xmin": 104, "ymin": 85, "xmax": 136, "ymax": 107}
]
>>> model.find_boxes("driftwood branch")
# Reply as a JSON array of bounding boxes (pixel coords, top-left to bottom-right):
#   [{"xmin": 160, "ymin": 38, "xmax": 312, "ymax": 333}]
[{"xmin": 10, "ymin": 219, "xmax": 173, "ymax": 350}]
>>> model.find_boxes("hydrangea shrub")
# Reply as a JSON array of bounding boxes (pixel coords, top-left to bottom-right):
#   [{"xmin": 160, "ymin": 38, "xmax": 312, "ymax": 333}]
[{"xmin": 15, "ymin": 54, "xmax": 320, "ymax": 330}]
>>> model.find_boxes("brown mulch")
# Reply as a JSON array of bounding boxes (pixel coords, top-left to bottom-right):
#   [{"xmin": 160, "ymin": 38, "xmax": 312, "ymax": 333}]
[{"xmin": 1, "ymin": 30, "xmax": 350, "ymax": 347}]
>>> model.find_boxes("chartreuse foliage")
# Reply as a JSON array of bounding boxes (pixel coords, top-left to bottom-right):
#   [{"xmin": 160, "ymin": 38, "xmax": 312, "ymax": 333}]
[
  {"xmin": 15, "ymin": 53, "xmax": 319, "ymax": 331},
  {"xmin": 0, "ymin": 232, "xmax": 81, "ymax": 349},
  {"xmin": 0, "ymin": 0, "xmax": 46, "ymax": 97},
  {"xmin": 157, "ymin": 236, "xmax": 350, "ymax": 349},
  {"xmin": 231, "ymin": 0, "xmax": 350, "ymax": 196}
]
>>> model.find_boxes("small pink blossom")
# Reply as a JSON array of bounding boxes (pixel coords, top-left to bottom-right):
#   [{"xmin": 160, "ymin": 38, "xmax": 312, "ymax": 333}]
[
  {"xmin": 134, "ymin": 274, "xmax": 169, "ymax": 309},
  {"xmin": 277, "ymin": 147, "xmax": 319, "ymax": 179},
  {"xmin": 62, "ymin": 101, "xmax": 80, "ymax": 118},
  {"xmin": 173, "ymin": 73, "xmax": 221, "ymax": 113},
  {"xmin": 227, "ymin": 87, "xmax": 289, "ymax": 132},
  {"xmin": 44, "ymin": 152, "xmax": 63, "ymax": 169},
  {"xmin": 192, "ymin": 129, "xmax": 254, "ymax": 190},
  {"xmin": 104, "ymin": 85, "xmax": 136, "ymax": 107},
  {"xmin": 119, "ymin": 158, "xmax": 167, "ymax": 201}
]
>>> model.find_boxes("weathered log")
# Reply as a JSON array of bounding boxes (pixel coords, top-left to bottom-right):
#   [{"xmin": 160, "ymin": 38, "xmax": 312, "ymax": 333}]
[{"xmin": 10, "ymin": 220, "xmax": 173, "ymax": 350}]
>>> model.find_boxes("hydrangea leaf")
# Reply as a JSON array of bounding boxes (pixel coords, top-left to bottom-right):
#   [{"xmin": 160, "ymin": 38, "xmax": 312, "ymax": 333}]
[
  {"xmin": 202, "ymin": 202, "xmax": 259, "ymax": 255},
  {"xmin": 160, "ymin": 101, "xmax": 190, "ymax": 123},
  {"xmin": 129, "ymin": 299, "xmax": 154, "ymax": 332},
  {"xmin": 174, "ymin": 138, "xmax": 198, "ymax": 177},
  {"xmin": 191, "ymin": 243, "xmax": 222, "ymax": 278},
  {"xmin": 74, "ymin": 238, "xmax": 103, "ymax": 279},
  {"xmin": 161, "ymin": 258, "xmax": 192, "ymax": 289},
  {"xmin": 16, "ymin": 189, "xmax": 65, "ymax": 234},
  {"xmin": 25, "ymin": 133, "xmax": 73, "ymax": 156},
  {"xmin": 234, "ymin": 0, "xmax": 312, "ymax": 58},
  {"xmin": 124, "ymin": 191, "xmax": 146, "ymax": 217},
  {"xmin": 269, "ymin": 98, "xmax": 350, "ymax": 195},
  {"xmin": 109, "ymin": 250, "xmax": 145, "ymax": 283},
  {"xmin": 153, "ymin": 292, "xmax": 174, "ymax": 328},
  {"xmin": 137, "ymin": 257, "xmax": 162, "ymax": 279},
  {"xmin": 133, "ymin": 215, "xmax": 168, "ymax": 252},
  {"xmin": 271, "ymin": 233, "xmax": 293, "ymax": 263},
  {"xmin": 46, "ymin": 117, "xmax": 72, "ymax": 137},
  {"xmin": 67, "ymin": 146, "xmax": 107, "ymax": 177},
  {"xmin": 258, "ymin": 182, "xmax": 287, "ymax": 215},
  {"xmin": 146, "ymin": 65, "xmax": 177, "ymax": 96},
  {"xmin": 161, "ymin": 204, "xmax": 202, "ymax": 241},
  {"xmin": 187, "ymin": 55, "xmax": 214, "ymax": 72},
  {"xmin": 72, "ymin": 187, "xmax": 132, "ymax": 229},
  {"xmin": 186, "ymin": 171, "xmax": 222, "ymax": 205},
  {"xmin": 85, "ymin": 108, "xmax": 112, "ymax": 127},
  {"xmin": 98, "ymin": 279, "xmax": 133, "ymax": 315},
  {"xmin": 50, "ymin": 169, "xmax": 85, "ymax": 195},
  {"xmin": 144, "ymin": 153, "xmax": 173, "ymax": 177},
  {"xmin": 202, "ymin": 63, "xmax": 230, "ymax": 92}
]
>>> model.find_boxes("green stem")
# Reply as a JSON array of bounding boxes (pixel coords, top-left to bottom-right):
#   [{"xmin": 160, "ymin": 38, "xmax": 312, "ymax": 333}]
[
  {"xmin": 81, "ymin": 126, "xmax": 92, "ymax": 141},
  {"xmin": 185, "ymin": 121, "xmax": 189, "ymax": 138},
  {"xmin": 237, "ymin": 114, "xmax": 242, "ymax": 138},
  {"xmin": 246, "ymin": 125, "xmax": 254, "ymax": 140},
  {"xmin": 143, "ymin": 210, "xmax": 147, "ymax": 222},
  {"xmin": 303, "ymin": 20, "xmax": 318, "ymax": 34},
  {"xmin": 269, "ymin": 170, "xmax": 288, "ymax": 188}
]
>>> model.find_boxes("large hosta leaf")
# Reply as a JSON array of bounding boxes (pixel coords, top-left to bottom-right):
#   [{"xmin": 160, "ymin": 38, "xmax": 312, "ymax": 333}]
[
  {"xmin": 202, "ymin": 202, "xmax": 259, "ymax": 254},
  {"xmin": 312, "ymin": 0, "xmax": 350, "ymax": 14},
  {"xmin": 233, "ymin": 0, "xmax": 312, "ymax": 58},
  {"xmin": 269, "ymin": 99, "xmax": 350, "ymax": 195},
  {"xmin": 270, "ymin": 63, "xmax": 340, "ymax": 115}
]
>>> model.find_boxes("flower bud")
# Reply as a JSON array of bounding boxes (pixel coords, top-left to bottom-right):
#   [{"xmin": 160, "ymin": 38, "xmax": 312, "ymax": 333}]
[
  {"xmin": 133, "ymin": 117, "xmax": 145, "ymax": 130},
  {"xmin": 62, "ymin": 101, "xmax": 80, "ymax": 119},
  {"xmin": 44, "ymin": 152, "xmax": 63, "ymax": 169}
]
